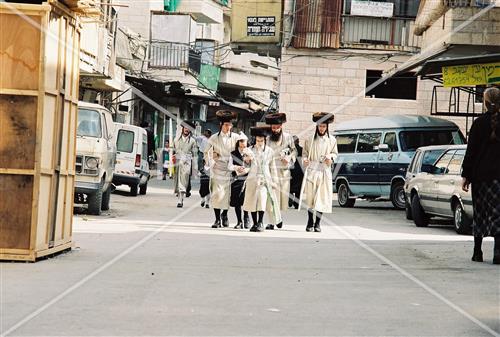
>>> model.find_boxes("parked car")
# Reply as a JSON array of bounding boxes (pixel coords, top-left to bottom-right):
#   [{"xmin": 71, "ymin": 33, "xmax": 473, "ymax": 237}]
[
  {"xmin": 332, "ymin": 115, "xmax": 466, "ymax": 209},
  {"xmin": 405, "ymin": 145, "xmax": 473, "ymax": 234},
  {"xmin": 75, "ymin": 102, "xmax": 117, "ymax": 215},
  {"xmin": 112, "ymin": 123, "xmax": 150, "ymax": 196}
]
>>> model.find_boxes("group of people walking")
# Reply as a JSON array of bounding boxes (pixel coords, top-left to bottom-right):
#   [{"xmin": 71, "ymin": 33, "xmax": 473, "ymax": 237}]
[{"xmin": 170, "ymin": 110, "xmax": 338, "ymax": 233}]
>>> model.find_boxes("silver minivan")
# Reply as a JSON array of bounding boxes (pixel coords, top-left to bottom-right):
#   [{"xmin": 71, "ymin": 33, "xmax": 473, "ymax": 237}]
[
  {"xmin": 333, "ymin": 115, "xmax": 465, "ymax": 209},
  {"xmin": 405, "ymin": 145, "xmax": 473, "ymax": 234}
]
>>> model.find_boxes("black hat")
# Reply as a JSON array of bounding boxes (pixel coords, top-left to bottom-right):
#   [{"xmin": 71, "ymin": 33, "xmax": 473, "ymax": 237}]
[
  {"xmin": 216, "ymin": 110, "xmax": 237, "ymax": 123},
  {"xmin": 265, "ymin": 112, "xmax": 287, "ymax": 125},
  {"xmin": 312, "ymin": 112, "xmax": 335, "ymax": 124},
  {"xmin": 181, "ymin": 120, "xmax": 196, "ymax": 130},
  {"xmin": 250, "ymin": 126, "xmax": 271, "ymax": 137}
]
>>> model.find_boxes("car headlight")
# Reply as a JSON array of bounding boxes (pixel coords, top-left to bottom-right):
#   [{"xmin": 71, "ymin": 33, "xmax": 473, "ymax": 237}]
[{"xmin": 85, "ymin": 157, "xmax": 99, "ymax": 169}]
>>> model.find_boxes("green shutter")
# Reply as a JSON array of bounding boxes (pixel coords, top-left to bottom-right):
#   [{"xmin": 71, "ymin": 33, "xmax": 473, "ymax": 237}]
[{"xmin": 198, "ymin": 64, "xmax": 221, "ymax": 91}]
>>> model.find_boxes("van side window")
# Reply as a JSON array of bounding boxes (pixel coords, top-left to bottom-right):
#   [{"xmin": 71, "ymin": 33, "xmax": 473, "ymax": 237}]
[
  {"xmin": 101, "ymin": 113, "xmax": 108, "ymax": 139},
  {"xmin": 356, "ymin": 133, "xmax": 381, "ymax": 153},
  {"xmin": 336, "ymin": 134, "xmax": 357, "ymax": 153},
  {"xmin": 117, "ymin": 130, "xmax": 134, "ymax": 153},
  {"xmin": 142, "ymin": 137, "xmax": 148, "ymax": 158},
  {"xmin": 383, "ymin": 132, "xmax": 398, "ymax": 152},
  {"xmin": 447, "ymin": 149, "xmax": 465, "ymax": 175}
]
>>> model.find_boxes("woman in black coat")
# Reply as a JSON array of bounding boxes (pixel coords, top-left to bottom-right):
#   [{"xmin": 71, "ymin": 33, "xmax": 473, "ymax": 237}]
[
  {"xmin": 229, "ymin": 134, "xmax": 251, "ymax": 229},
  {"xmin": 462, "ymin": 87, "xmax": 500, "ymax": 264}
]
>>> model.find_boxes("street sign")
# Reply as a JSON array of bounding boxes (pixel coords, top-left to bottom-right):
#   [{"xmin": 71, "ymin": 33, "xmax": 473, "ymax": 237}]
[
  {"xmin": 443, "ymin": 62, "xmax": 500, "ymax": 87},
  {"xmin": 198, "ymin": 64, "xmax": 221, "ymax": 91},
  {"xmin": 351, "ymin": 1, "xmax": 394, "ymax": 17},
  {"xmin": 247, "ymin": 16, "xmax": 276, "ymax": 36}
]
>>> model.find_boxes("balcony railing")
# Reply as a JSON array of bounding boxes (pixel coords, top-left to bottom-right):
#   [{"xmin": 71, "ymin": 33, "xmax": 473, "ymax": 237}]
[
  {"xmin": 341, "ymin": 15, "xmax": 422, "ymax": 51},
  {"xmin": 149, "ymin": 42, "xmax": 202, "ymax": 74}
]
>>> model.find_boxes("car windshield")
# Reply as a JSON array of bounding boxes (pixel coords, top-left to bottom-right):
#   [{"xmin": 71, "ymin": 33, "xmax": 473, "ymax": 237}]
[
  {"xmin": 399, "ymin": 130, "xmax": 464, "ymax": 152},
  {"xmin": 77, "ymin": 109, "xmax": 102, "ymax": 138}
]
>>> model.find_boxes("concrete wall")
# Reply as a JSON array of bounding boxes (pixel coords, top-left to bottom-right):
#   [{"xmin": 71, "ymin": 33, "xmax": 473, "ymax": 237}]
[
  {"xmin": 279, "ymin": 49, "xmax": 480, "ymax": 139},
  {"xmin": 117, "ymin": 0, "xmax": 164, "ymax": 39}
]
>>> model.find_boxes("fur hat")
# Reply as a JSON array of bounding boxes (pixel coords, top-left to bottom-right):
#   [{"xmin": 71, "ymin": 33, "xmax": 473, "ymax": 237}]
[
  {"xmin": 312, "ymin": 112, "xmax": 335, "ymax": 124},
  {"xmin": 181, "ymin": 120, "xmax": 196, "ymax": 130},
  {"xmin": 250, "ymin": 126, "xmax": 271, "ymax": 137},
  {"xmin": 265, "ymin": 113, "xmax": 287, "ymax": 125},
  {"xmin": 216, "ymin": 110, "xmax": 237, "ymax": 123}
]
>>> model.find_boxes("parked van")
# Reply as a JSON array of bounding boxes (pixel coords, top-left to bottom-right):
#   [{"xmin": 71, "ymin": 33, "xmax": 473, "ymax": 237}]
[
  {"xmin": 75, "ymin": 102, "xmax": 117, "ymax": 215},
  {"xmin": 332, "ymin": 115, "xmax": 465, "ymax": 209},
  {"xmin": 112, "ymin": 123, "xmax": 150, "ymax": 196}
]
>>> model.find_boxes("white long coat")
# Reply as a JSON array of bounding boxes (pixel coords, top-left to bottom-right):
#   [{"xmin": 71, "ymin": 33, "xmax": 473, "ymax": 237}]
[
  {"xmin": 173, "ymin": 136, "xmax": 197, "ymax": 194},
  {"xmin": 204, "ymin": 131, "xmax": 239, "ymax": 210},
  {"xmin": 300, "ymin": 134, "xmax": 338, "ymax": 213},
  {"xmin": 267, "ymin": 132, "xmax": 297, "ymax": 211},
  {"xmin": 243, "ymin": 145, "xmax": 282, "ymax": 224}
]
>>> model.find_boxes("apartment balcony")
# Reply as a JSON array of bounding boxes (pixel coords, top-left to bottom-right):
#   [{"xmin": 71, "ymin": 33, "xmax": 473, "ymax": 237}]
[
  {"xmin": 341, "ymin": 15, "xmax": 422, "ymax": 52},
  {"xmin": 149, "ymin": 42, "xmax": 203, "ymax": 75},
  {"xmin": 176, "ymin": 0, "xmax": 223, "ymax": 23}
]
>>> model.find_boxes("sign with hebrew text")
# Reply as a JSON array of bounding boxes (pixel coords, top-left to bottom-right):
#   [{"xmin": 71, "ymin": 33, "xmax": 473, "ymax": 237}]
[{"xmin": 442, "ymin": 62, "xmax": 500, "ymax": 87}]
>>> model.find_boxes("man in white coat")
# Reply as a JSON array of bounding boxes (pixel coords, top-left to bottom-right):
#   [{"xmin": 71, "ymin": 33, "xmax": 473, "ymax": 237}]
[
  {"xmin": 204, "ymin": 110, "xmax": 240, "ymax": 228},
  {"xmin": 173, "ymin": 120, "xmax": 198, "ymax": 208},
  {"xmin": 300, "ymin": 112, "xmax": 338, "ymax": 232},
  {"xmin": 264, "ymin": 113, "xmax": 297, "ymax": 230}
]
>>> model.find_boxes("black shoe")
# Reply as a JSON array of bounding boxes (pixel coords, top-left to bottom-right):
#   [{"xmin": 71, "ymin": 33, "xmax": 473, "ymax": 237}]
[
  {"xmin": 471, "ymin": 251, "xmax": 483, "ymax": 262},
  {"xmin": 222, "ymin": 217, "xmax": 229, "ymax": 228},
  {"xmin": 249, "ymin": 225, "xmax": 258, "ymax": 232},
  {"xmin": 162, "ymin": 176, "xmax": 166, "ymax": 180},
  {"xmin": 276, "ymin": 222, "xmax": 283, "ymax": 229},
  {"xmin": 234, "ymin": 222, "xmax": 243, "ymax": 229},
  {"xmin": 314, "ymin": 224, "xmax": 321, "ymax": 232},
  {"xmin": 186, "ymin": 192, "xmax": 191, "ymax": 198},
  {"xmin": 306, "ymin": 218, "xmax": 314, "ymax": 232},
  {"xmin": 266, "ymin": 224, "xmax": 275, "ymax": 230},
  {"xmin": 205, "ymin": 204, "xmax": 210, "ymax": 209},
  {"xmin": 256, "ymin": 222, "xmax": 264, "ymax": 232},
  {"xmin": 244, "ymin": 218, "xmax": 251, "ymax": 229},
  {"xmin": 212, "ymin": 220, "xmax": 222, "ymax": 229},
  {"xmin": 177, "ymin": 202, "xmax": 183, "ymax": 208},
  {"xmin": 201, "ymin": 201, "xmax": 205, "ymax": 207}
]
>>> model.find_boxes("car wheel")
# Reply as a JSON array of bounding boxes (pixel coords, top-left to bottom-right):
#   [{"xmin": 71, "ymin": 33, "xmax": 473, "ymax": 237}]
[
  {"xmin": 337, "ymin": 181, "xmax": 355, "ymax": 208},
  {"xmin": 453, "ymin": 202, "xmax": 472, "ymax": 235},
  {"xmin": 130, "ymin": 183, "xmax": 138, "ymax": 196},
  {"xmin": 405, "ymin": 200, "xmax": 413, "ymax": 220},
  {"xmin": 87, "ymin": 180, "xmax": 103, "ymax": 215},
  {"xmin": 390, "ymin": 181, "xmax": 406, "ymax": 210},
  {"xmin": 101, "ymin": 187, "xmax": 111, "ymax": 211},
  {"xmin": 411, "ymin": 194, "xmax": 429, "ymax": 227},
  {"xmin": 139, "ymin": 182, "xmax": 148, "ymax": 195}
]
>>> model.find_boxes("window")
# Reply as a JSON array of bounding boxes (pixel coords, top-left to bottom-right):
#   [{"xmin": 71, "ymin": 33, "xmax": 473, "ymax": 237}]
[
  {"xmin": 366, "ymin": 70, "xmax": 417, "ymax": 100},
  {"xmin": 383, "ymin": 132, "xmax": 398, "ymax": 152},
  {"xmin": 447, "ymin": 149, "xmax": 466, "ymax": 175},
  {"xmin": 117, "ymin": 130, "xmax": 134, "ymax": 153},
  {"xmin": 356, "ymin": 133, "xmax": 381, "ymax": 153},
  {"xmin": 420, "ymin": 149, "xmax": 446, "ymax": 173},
  {"xmin": 408, "ymin": 151, "xmax": 421, "ymax": 173},
  {"xmin": 77, "ymin": 109, "xmax": 102, "ymax": 138},
  {"xmin": 142, "ymin": 139, "xmax": 148, "ymax": 158},
  {"xmin": 399, "ymin": 130, "xmax": 465, "ymax": 152},
  {"xmin": 434, "ymin": 151, "xmax": 455, "ymax": 175},
  {"xmin": 336, "ymin": 134, "xmax": 357, "ymax": 153}
]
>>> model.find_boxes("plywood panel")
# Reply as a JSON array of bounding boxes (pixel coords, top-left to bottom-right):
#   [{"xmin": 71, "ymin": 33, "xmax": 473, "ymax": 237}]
[
  {"xmin": 0, "ymin": 95, "xmax": 37, "ymax": 170},
  {"xmin": 44, "ymin": 13, "xmax": 60, "ymax": 91},
  {"xmin": 0, "ymin": 14, "xmax": 41, "ymax": 90},
  {"xmin": 35, "ymin": 175, "xmax": 51, "ymax": 250},
  {"xmin": 0, "ymin": 175, "xmax": 33, "ymax": 249},
  {"xmin": 40, "ymin": 94, "xmax": 56, "ymax": 169}
]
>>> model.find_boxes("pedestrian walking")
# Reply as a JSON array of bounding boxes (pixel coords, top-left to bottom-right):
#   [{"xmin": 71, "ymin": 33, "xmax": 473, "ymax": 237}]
[
  {"xmin": 289, "ymin": 135, "xmax": 304, "ymax": 209},
  {"xmin": 243, "ymin": 126, "xmax": 281, "ymax": 232},
  {"xmin": 300, "ymin": 112, "xmax": 338, "ymax": 232},
  {"xmin": 462, "ymin": 87, "xmax": 500, "ymax": 264},
  {"xmin": 199, "ymin": 159, "xmax": 211, "ymax": 208},
  {"xmin": 229, "ymin": 132, "xmax": 251, "ymax": 229},
  {"xmin": 205, "ymin": 110, "xmax": 240, "ymax": 228},
  {"xmin": 162, "ymin": 140, "xmax": 172, "ymax": 180},
  {"xmin": 264, "ymin": 113, "xmax": 297, "ymax": 230},
  {"xmin": 173, "ymin": 121, "xmax": 198, "ymax": 208}
]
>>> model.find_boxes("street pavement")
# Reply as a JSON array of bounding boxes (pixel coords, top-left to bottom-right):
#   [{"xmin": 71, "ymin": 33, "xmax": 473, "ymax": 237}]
[{"xmin": 1, "ymin": 178, "xmax": 499, "ymax": 337}]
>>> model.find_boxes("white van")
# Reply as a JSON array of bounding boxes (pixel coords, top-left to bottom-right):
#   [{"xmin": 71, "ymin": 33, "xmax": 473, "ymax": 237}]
[
  {"xmin": 112, "ymin": 123, "xmax": 150, "ymax": 196},
  {"xmin": 75, "ymin": 102, "xmax": 117, "ymax": 215}
]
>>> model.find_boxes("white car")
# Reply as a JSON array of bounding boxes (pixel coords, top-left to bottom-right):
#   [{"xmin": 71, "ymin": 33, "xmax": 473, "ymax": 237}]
[
  {"xmin": 405, "ymin": 145, "xmax": 473, "ymax": 234},
  {"xmin": 75, "ymin": 102, "xmax": 117, "ymax": 215},
  {"xmin": 112, "ymin": 123, "xmax": 150, "ymax": 196}
]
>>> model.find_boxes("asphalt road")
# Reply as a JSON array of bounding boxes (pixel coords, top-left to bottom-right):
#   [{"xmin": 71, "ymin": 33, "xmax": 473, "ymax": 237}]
[{"xmin": 1, "ymin": 178, "xmax": 499, "ymax": 337}]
